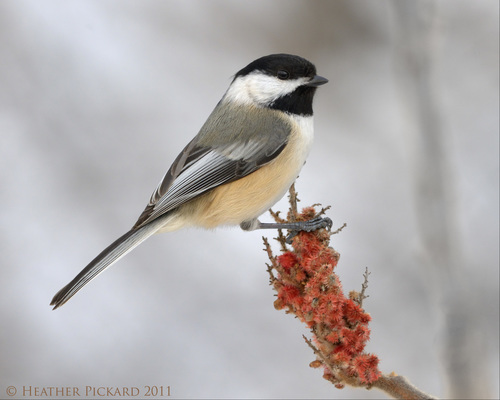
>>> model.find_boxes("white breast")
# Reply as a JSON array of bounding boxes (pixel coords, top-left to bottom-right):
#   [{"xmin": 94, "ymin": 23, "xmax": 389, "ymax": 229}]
[{"xmin": 289, "ymin": 114, "xmax": 314, "ymax": 166}]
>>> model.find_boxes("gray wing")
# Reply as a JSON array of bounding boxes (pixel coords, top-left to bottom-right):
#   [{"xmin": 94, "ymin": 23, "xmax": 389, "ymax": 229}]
[{"xmin": 132, "ymin": 105, "xmax": 291, "ymax": 229}]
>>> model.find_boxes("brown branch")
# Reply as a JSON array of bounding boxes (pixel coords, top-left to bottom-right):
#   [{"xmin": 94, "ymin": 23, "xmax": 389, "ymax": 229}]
[
  {"xmin": 349, "ymin": 267, "xmax": 370, "ymax": 308},
  {"xmin": 263, "ymin": 183, "xmax": 438, "ymax": 399},
  {"xmin": 372, "ymin": 373, "xmax": 438, "ymax": 400},
  {"xmin": 305, "ymin": 334, "xmax": 436, "ymax": 398},
  {"xmin": 331, "ymin": 222, "xmax": 347, "ymax": 235},
  {"xmin": 288, "ymin": 182, "xmax": 299, "ymax": 220}
]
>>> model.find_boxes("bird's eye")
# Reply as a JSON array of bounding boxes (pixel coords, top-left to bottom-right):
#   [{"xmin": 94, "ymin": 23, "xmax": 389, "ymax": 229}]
[{"xmin": 277, "ymin": 70, "xmax": 289, "ymax": 80}]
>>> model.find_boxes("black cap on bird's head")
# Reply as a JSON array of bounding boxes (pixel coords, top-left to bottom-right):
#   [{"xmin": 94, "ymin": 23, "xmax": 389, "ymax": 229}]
[{"xmin": 235, "ymin": 54, "xmax": 315, "ymax": 79}]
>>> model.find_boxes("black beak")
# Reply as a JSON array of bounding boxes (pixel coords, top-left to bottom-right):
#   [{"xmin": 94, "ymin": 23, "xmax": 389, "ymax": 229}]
[{"xmin": 306, "ymin": 75, "xmax": 329, "ymax": 87}]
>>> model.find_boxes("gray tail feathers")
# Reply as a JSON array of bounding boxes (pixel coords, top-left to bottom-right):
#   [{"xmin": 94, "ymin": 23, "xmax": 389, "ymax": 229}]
[{"xmin": 50, "ymin": 217, "xmax": 167, "ymax": 310}]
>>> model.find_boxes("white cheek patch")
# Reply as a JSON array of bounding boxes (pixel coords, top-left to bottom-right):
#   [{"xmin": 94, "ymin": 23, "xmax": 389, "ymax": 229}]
[{"xmin": 224, "ymin": 73, "xmax": 309, "ymax": 107}]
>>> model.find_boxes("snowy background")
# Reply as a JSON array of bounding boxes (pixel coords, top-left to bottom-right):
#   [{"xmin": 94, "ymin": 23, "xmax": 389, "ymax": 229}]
[{"xmin": 1, "ymin": 1, "xmax": 498, "ymax": 399}]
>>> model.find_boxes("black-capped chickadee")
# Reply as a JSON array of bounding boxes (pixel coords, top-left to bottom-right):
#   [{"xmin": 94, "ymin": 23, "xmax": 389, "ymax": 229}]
[{"xmin": 50, "ymin": 53, "xmax": 329, "ymax": 309}]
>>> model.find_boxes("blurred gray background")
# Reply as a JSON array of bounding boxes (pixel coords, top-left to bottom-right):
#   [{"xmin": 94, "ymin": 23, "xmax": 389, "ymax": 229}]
[{"xmin": 1, "ymin": 1, "xmax": 498, "ymax": 399}]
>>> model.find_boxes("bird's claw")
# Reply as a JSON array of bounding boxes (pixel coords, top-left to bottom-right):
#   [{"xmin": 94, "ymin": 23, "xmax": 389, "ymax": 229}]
[{"xmin": 285, "ymin": 216, "xmax": 333, "ymax": 244}]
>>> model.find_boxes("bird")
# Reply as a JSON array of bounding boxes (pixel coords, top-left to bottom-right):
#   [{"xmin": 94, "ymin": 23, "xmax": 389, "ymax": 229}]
[{"xmin": 50, "ymin": 53, "xmax": 329, "ymax": 309}]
